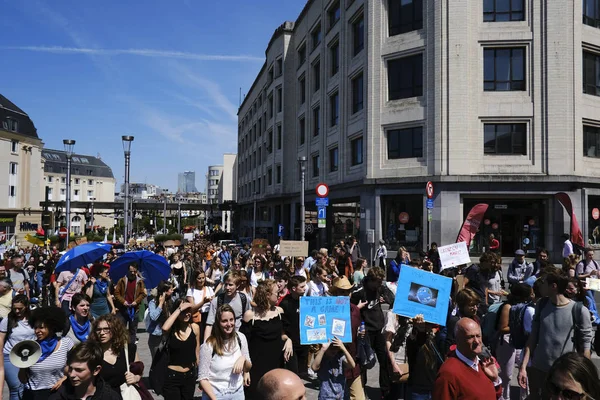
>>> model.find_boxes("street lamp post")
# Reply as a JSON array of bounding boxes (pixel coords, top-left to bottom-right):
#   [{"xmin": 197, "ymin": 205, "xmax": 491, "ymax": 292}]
[
  {"xmin": 163, "ymin": 191, "xmax": 168, "ymax": 234},
  {"xmin": 298, "ymin": 156, "xmax": 307, "ymax": 241},
  {"xmin": 177, "ymin": 199, "xmax": 181, "ymax": 234},
  {"xmin": 122, "ymin": 136, "xmax": 134, "ymax": 246},
  {"xmin": 253, "ymin": 192, "xmax": 257, "ymax": 241},
  {"xmin": 63, "ymin": 139, "xmax": 76, "ymax": 248}
]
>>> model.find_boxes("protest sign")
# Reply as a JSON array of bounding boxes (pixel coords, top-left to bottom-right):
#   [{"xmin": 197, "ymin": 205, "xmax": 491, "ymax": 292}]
[
  {"xmin": 300, "ymin": 296, "xmax": 352, "ymax": 345},
  {"xmin": 251, "ymin": 239, "xmax": 270, "ymax": 255},
  {"xmin": 587, "ymin": 277, "xmax": 600, "ymax": 291},
  {"xmin": 438, "ymin": 242, "xmax": 471, "ymax": 270},
  {"xmin": 392, "ymin": 266, "xmax": 452, "ymax": 326},
  {"xmin": 279, "ymin": 240, "xmax": 309, "ymax": 257}
]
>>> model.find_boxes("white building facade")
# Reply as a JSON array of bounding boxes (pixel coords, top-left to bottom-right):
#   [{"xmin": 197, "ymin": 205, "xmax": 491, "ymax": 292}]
[
  {"xmin": 237, "ymin": 0, "xmax": 600, "ymax": 258},
  {"xmin": 218, "ymin": 153, "xmax": 238, "ymax": 233}
]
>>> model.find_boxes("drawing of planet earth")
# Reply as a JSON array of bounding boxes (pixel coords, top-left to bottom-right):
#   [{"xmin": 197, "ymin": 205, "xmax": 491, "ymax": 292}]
[{"xmin": 416, "ymin": 286, "xmax": 433, "ymax": 305}]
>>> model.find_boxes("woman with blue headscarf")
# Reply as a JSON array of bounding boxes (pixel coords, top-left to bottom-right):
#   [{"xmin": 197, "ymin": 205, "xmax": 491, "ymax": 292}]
[
  {"xmin": 18, "ymin": 307, "xmax": 74, "ymax": 400},
  {"xmin": 85, "ymin": 263, "xmax": 116, "ymax": 319},
  {"xmin": 63, "ymin": 293, "xmax": 92, "ymax": 345}
]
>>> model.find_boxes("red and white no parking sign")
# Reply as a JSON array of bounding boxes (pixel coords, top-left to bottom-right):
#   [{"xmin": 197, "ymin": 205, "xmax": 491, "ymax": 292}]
[
  {"xmin": 316, "ymin": 183, "xmax": 329, "ymax": 198},
  {"xmin": 426, "ymin": 181, "xmax": 434, "ymax": 198}
]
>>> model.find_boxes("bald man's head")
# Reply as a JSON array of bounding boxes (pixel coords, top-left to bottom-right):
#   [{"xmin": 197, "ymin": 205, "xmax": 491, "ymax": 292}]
[
  {"xmin": 455, "ymin": 317, "xmax": 482, "ymax": 360},
  {"xmin": 257, "ymin": 368, "xmax": 306, "ymax": 400}
]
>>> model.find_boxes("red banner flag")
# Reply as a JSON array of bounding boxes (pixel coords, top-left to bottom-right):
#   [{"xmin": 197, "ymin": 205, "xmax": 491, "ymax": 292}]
[
  {"xmin": 456, "ymin": 203, "xmax": 489, "ymax": 245},
  {"xmin": 555, "ymin": 192, "xmax": 585, "ymax": 248}
]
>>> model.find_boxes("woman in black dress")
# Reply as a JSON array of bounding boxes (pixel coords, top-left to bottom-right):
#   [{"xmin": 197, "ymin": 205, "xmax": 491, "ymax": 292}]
[{"xmin": 241, "ymin": 279, "xmax": 293, "ymax": 399}]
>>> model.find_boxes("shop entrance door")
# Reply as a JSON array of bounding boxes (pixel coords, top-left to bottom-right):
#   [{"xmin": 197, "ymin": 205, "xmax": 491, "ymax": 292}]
[{"xmin": 501, "ymin": 214, "xmax": 518, "ymax": 256}]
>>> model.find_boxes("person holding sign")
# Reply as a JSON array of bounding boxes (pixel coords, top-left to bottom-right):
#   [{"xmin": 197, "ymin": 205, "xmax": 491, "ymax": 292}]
[{"xmin": 311, "ymin": 337, "xmax": 356, "ymax": 400}]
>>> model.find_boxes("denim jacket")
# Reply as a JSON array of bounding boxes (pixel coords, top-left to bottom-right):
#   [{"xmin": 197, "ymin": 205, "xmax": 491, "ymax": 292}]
[{"xmin": 147, "ymin": 299, "xmax": 164, "ymax": 336}]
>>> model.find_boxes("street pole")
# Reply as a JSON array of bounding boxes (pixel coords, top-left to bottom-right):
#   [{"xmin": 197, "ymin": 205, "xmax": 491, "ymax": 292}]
[
  {"xmin": 253, "ymin": 193, "xmax": 257, "ymax": 241},
  {"xmin": 177, "ymin": 200, "xmax": 181, "ymax": 234},
  {"xmin": 122, "ymin": 136, "xmax": 134, "ymax": 247},
  {"xmin": 163, "ymin": 193, "xmax": 167, "ymax": 234},
  {"xmin": 63, "ymin": 139, "xmax": 75, "ymax": 249},
  {"xmin": 90, "ymin": 199, "xmax": 95, "ymax": 232},
  {"xmin": 298, "ymin": 156, "xmax": 306, "ymax": 241}
]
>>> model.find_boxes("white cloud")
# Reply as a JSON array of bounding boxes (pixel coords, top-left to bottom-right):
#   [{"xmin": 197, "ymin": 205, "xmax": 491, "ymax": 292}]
[{"xmin": 3, "ymin": 45, "xmax": 263, "ymax": 62}]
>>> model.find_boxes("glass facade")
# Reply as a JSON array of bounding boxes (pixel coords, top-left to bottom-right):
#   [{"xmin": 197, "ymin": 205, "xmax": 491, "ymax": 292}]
[{"xmin": 381, "ymin": 195, "xmax": 423, "ymax": 252}]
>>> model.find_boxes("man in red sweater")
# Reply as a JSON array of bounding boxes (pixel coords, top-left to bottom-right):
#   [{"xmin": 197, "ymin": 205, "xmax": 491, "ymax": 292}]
[{"xmin": 433, "ymin": 318, "xmax": 501, "ymax": 400}]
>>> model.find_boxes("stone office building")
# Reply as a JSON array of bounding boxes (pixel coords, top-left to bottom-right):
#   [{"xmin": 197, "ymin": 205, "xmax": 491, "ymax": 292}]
[{"xmin": 236, "ymin": 0, "xmax": 600, "ymax": 258}]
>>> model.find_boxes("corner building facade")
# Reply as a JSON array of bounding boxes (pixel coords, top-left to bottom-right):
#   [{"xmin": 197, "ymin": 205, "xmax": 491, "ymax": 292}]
[{"xmin": 237, "ymin": 0, "xmax": 600, "ymax": 259}]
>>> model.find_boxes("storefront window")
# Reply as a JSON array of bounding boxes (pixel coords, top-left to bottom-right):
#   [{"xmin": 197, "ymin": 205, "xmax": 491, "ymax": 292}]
[
  {"xmin": 381, "ymin": 195, "xmax": 423, "ymax": 252},
  {"xmin": 465, "ymin": 200, "xmax": 545, "ymax": 256},
  {"xmin": 330, "ymin": 202, "xmax": 360, "ymax": 246},
  {"xmin": 588, "ymin": 195, "xmax": 600, "ymax": 249}
]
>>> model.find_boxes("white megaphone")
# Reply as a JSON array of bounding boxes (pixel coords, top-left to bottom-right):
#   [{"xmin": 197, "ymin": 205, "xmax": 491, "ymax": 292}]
[{"xmin": 10, "ymin": 340, "xmax": 41, "ymax": 368}]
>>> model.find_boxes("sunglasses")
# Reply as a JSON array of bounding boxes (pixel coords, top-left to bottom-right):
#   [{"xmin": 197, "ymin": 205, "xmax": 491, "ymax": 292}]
[{"xmin": 547, "ymin": 381, "xmax": 590, "ymax": 400}]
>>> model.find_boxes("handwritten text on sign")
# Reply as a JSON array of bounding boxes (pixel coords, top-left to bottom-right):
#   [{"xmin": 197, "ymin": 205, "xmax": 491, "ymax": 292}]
[
  {"xmin": 299, "ymin": 296, "xmax": 352, "ymax": 345},
  {"xmin": 438, "ymin": 242, "xmax": 471, "ymax": 270}
]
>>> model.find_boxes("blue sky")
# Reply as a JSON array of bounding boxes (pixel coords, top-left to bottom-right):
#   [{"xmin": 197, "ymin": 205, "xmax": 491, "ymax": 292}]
[{"xmin": 0, "ymin": 0, "xmax": 306, "ymax": 193}]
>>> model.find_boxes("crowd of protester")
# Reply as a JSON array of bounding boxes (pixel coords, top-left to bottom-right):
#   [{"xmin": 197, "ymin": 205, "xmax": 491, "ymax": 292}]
[{"xmin": 0, "ymin": 234, "xmax": 598, "ymax": 400}]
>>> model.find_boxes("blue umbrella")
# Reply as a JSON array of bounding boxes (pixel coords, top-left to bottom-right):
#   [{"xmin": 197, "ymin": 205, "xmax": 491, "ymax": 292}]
[
  {"xmin": 108, "ymin": 250, "xmax": 170, "ymax": 289},
  {"xmin": 55, "ymin": 242, "xmax": 112, "ymax": 273}
]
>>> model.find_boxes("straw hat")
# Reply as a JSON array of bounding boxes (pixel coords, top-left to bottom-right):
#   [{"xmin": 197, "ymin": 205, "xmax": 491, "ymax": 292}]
[{"xmin": 329, "ymin": 276, "xmax": 354, "ymax": 293}]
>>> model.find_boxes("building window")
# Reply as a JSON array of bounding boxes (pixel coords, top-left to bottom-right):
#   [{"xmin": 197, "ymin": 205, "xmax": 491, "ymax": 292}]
[
  {"xmin": 61, "ymin": 177, "xmax": 66, "ymax": 183},
  {"xmin": 258, "ymin": 147, "xmax": 262, "ymax": 165},
  {"xmin": 330, "ymin": 42, "xmax": 339, "ymax": 76},
  {"xmin": 268, "ymin": 168, "xmax": 273, "ymax": 185},
  {"xmin": 584, "ymin": 125, "xmax": 600, "ymax": 157},
  {"xmin": 87, "ymin": 190, "xmax": 94, "ymax": 198},
  {"xmin": 312, "ymin": 24, "xmax": 322, "ymax": 50},
  {"xmin": 351, "ymin": 137, "xmax": 364, "ymax": 166},
  {"xmin": 276, "ymin": 165, "xmax": 281, "ymax": 184},
  {"xmin": 298, "ymin": 44, "xmax": 307, "ymax": 66},
  {"xmin": 268, "ymin": 94, "xmax": 274, "ymax": 118},
  {"xmin": 312, "ymin": 154, "xmax": 320, "ymax": 177},
  {"xmin": 60, "ymin": 188, "xmax": 66, "ymax": 195},
  {"xmin": 388, "ymin": 127, "xmax": 423, "ymax": 159},
  {"xmin": 48, "ymin": 176, "xmax": 53, "ymax": 183},
  {"xmin": 9, "ymin": 162, "xmax": 17, "ymax": 175},
  {"xmin": 328, "ymin": 2, "xmax": 341, "ymax": 29},
  {"xmin": 5, "ymin": 119, "xmax": 18, "ymax": 132},
  {"xmin": 388, "ymin": 0, "xmax": 423, "ymax": 36},
  {"xmin": 484, "ymin": 0, "xmax": 525, "ymax": 22},
  {"xmin": 10, "ymin": 140, "xmax": 18, "ymax": 153},
  {"xmin": 88, "ymin": 179, "xmax": 94, "ymax": 185},
  {"xmin": 276, "ymin": 58, "xmax": 283, "ymax": 77},
  {"xmin": 47, "ymin": 188, "xmax": 53, "ymax": 200},
  {"xmin": 74, "ymin": 189, "xmax": 80, "ymax": 196},
  {"xmin": 329, "ymin": 147, "xmax": 339, "ymax": 172},
  {"xmin": 484, "ymin": 47, "xmax": 526, "ymax": 91},
  {"xmin": 483, "ymin": 123, "xmax": 527, "ymax": 155},
  {"xmin": 8, "ymin": 186, "xmax": 15, "ymax": 197},
  {"xmin": 277, "ymin": 87, "xmax": 283, "ymax": 112},
  {"xmin": 268, "ymin": 66, "xmax": 274, "ymax": 84},
  {"xmin": 268, "ymin": 130, "xmax": 273, "ymax": 153},
  {"xmin": 313, "ymin": 106, "xmax": 320, "ymax": 136},
  {"xmin": 313, "ymin": 60, "xmax": 321, "ymax": 92},
  {"xmin": 388, "ymin": 54, "xmax": 423, "ymax": 100},
  {"xmin": 584, "ymin": 51, "xmax": 600, "ymax": 96},
  {"xmin": 300, "ymin": 76, "xmax": 306, "ymax": 104},
  {"xmin": 277, "ymin": 125, "xmax": 282, "ymax": 150},
  {"xmin": 352, "ymin": 73, "xmax": 364, "ymax": 113},
  {"xmin": 299, "ymin": 117, "xmax": 306, "ymax": 145},
  {"xmin": 353, "ymin": 15, "xmax": 364, "ymax": 56},
  {"xmin": 330, "ymin": 92, "xmax": 339, "ymax": 127},
  {"xmin": 584, "ymin": 0, "xmax": 600, "ymax": 28},
  {"xmin": 74, "ymin": 178, "xmax": 80, "ymax": 185}
]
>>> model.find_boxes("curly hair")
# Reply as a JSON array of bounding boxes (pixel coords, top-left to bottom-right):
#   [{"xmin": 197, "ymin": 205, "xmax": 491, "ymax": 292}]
[
  {"xmin": 89, "ymin": 314, "xmax": 129, "ymax": 354},
  {"xmin": 29, "ymin": 306, "xmax": 66, "ymax": 335},
  {"xmin": 253, "ymin": 279, "xmax": 276, "ymax": 313}
]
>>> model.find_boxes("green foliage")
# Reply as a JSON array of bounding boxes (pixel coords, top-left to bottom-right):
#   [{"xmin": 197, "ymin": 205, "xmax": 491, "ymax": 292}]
[{"xmin": 153, "ymin": 233, "xmax": 184, "ymax": 243}]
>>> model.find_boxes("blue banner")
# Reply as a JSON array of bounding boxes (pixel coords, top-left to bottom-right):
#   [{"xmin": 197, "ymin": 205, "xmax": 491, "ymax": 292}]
[
  {"xmin": 392, "ymin": 266, "xmax": 452, "ymax": 326},
  {"xmin": 299, "ymin": 296, "xmax": 352, "ymax": 344}
]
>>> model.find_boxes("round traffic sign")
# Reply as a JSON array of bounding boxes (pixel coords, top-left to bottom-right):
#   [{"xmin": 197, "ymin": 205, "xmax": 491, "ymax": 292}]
[
  {"xmin": 399, "ymin": 212, "xmax": 410, "ymax": 224},
  {"xmin": 426, "ymin": 181, "xmax": 434, "ymax": 198},
  {"xmin": 316, "ymin": 183, "xmax": 329, "ymax": 198},
  {"xmin": 593, "ymin": 208, "xmax": 600, "ymax": 220},
  {"xmin": 59, "ymin": 227, "xmax": 68, "ymax": 239}
]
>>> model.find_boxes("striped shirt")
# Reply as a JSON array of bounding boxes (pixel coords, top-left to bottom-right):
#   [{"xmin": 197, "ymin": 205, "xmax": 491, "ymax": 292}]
[{"xmin": 26, "ymin": 337, "xmax": 74, "ymax": 390}]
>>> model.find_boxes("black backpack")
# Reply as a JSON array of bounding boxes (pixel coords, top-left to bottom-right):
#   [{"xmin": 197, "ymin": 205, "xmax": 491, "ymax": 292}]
[
  {"xmin": 149, "ymin": 334, "xmax": 171, "ymax": 395},
  {"xmin": 216, "ymin": 292, "xmax": 247, "ymax": 318}
]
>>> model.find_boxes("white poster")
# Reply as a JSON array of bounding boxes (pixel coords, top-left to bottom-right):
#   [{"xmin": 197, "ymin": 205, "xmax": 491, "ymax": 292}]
[{"xmin": 438, "ymin": 242, "xmax": 471, "ymax": 270}]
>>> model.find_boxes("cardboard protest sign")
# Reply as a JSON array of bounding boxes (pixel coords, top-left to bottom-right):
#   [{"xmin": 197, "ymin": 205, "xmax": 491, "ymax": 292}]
[
  {"xmin": 300, "ymin": 296, "xmax": 352, "ymax": 345},
  {"xmin": 587, "ymin": 277, "xmax": 600, "ymax": 291},
  {"xmin": 392, "ymin": 266, "xmax": 452, "ymax": 326},
  {"xmin": 438, "ymin": 242, "xmax": 471, "ymax": 270},
  {"xmin": 279, "ymin": 240, "xmax": 308, "ymax": 257},
  {"xmin": 251, "ymin": 239, "xmax": 270, "ymax": 255}
]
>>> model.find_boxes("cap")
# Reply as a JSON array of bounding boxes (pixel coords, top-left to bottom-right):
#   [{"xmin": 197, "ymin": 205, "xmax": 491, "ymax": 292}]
[{"xmin": 515, "ymin": 249, "xmax": 526, "ymax": 256}]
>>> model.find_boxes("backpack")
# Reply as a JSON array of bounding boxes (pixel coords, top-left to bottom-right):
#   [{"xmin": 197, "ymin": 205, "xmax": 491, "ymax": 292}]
[
  {"xmin": 149, "ymin": 333, "xmax": 171, "ymax": 395},
  {"xmin": 216, "ymin": 292, "xmax": 248, "ymax": 319},
  {"xmin": 509, "ymin": 302, "xmax": 532, "ymax": 349},
  {"xmin": 481, "ymin": 301, "xmax": 506, "ymax": 346}
]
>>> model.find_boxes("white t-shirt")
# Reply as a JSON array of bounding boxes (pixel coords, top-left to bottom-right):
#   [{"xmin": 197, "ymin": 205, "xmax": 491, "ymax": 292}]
[
  {"xmin": 307, "ymin": 280, "xmax": 328, "ymax": 297},
  {"xmin": 186, "ymin": 286, "xmax": 215, "ymax": 313},
  {"xmin": 563, "ymin": 240, "xmax": 574, "ymax": 258}
]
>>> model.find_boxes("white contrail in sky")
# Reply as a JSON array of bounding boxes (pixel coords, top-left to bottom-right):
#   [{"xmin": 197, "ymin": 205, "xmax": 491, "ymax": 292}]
[{"xmin": 3, "ymin": 46, "xmax": 263, "ymax": 62}]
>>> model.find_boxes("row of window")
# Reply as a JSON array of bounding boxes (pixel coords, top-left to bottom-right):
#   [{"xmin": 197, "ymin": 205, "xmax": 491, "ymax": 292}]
[
  {"xmin": 47, "ymin": 176, "xmax": 95, "ymax": 185},
  {"xmin": 44, "ymin": 188, "xmax": 95, "ymax": 198},
  {"xmin": 2, "ymin": 119, "xmax": 18, "ymax": 133}
]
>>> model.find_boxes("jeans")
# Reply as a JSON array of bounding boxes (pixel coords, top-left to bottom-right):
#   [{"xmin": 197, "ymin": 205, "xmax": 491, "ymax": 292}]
[
  {"xmin": 4, "ymin": 356, "xmax": 23, "ymax": 400},
  {"xmin": 35, "ymin": 272, "xmax": 44, "ymax": 297},
  {"xmin": 495, "ymin": 336, "xmax": 516, "ymax": 400},
  {"xmin": 410, "ymin": 390, "xmax": 432, "ymax": 400},
  {"xmin": 201, "ymin": 385, "xmax": 244, "ymax": 400},
  {"xmin": 162, "ymin": 369, "xmax": 197, "ymax": 400},
  {"xmin": 117, "ymin": 307, "xmax": 139, "ymax": 344}
]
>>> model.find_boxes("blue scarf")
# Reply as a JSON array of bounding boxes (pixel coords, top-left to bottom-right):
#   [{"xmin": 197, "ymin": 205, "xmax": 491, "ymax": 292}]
[
  {"xmin": 95, "ymin": 279, "xmax": 108, "ymax": 295},
  {"xmin": 37, "ymin": 335, "xmax": 59, "ymax": 363},
  {"xmin": 69, "ymin": 315, "xmax": 91, "ymax": 342}
]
